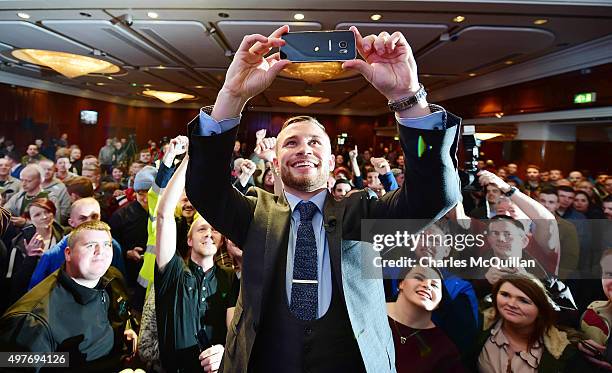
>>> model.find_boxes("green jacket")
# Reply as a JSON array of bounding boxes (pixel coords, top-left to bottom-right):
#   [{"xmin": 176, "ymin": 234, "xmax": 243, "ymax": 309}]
[{"xmin": 0, "ymin": 266, "xmax": 136, "ymax": 372}]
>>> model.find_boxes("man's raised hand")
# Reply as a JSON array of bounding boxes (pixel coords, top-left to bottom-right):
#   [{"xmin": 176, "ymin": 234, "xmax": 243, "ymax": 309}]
[
  {"xmin": 212, "ymin": 25, "xmax": 291, "ymax": 121},
  {"xmin": 342, "ymin": 27, "xmax": 419, "ymax": 102},
  {"xmin": 371, "ymin": 157, "xmax": 391, "ymax": 175}
]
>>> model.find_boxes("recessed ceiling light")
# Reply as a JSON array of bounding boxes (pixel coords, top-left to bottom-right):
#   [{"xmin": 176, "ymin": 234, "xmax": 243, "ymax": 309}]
[
  {"xmin": 131, "ymin": 83, "xmax": 137, "ymax": 87},
  {"xmin": 96, "ymin": 82, "xmax": 105, "ymax": 86},
  {"xmin": 158, "ymin": 65, "xmax": 165, "ymax": 69},
  {"xmin": 143, "ymin": 84, "xmax": 152, "ymax": 87},
  {"xmin": 194, "ymin": 85, "xmax": 205, "ymax": 89},
  {"xmin": 293, "ymin": 13, "xmax": 305, "ymax": 20},
  {"xmin": 504, "ymin": 60, "xmax": 514, "ymax": 65},
  {"xmin": 147, "ymin": 12, "xmax": 159, "ymax": 19},
  {"xmin": 468, "ymin": 73, "xmax": 477, "ymax": 77},
  {"xmin": 17, "ymin": 12, "xmax": 30, "ymax": 19},
  {"xmin": 494, "ymin": 112, "xmax": 504, "ymax": 118},
  {"xmin": 533, "ymin": 19, "xmax": 548, "ymax": 25},
  {"xmin": 343, "ymin": 91, "xmax": 351, "ymax": 94},
  {"xmin": 453, "ymin": 16, "xmax": 466, "ymax": 23},
  {"xmin": 107, "ymin": 76, "xmax": 113, "ymax": 80},
  {"xmin": 422, "ymin": 74, "xmax": 431, "ymax": 78},
  {"xmin": 370, "ymin": 14, "xmax": 382, "ymax": 21}
]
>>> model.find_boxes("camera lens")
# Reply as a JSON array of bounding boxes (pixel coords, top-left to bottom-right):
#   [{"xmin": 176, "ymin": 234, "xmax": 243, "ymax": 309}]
[{"xmin": 339, "ymin": 41, "xmax": 348, "ymax": 48}]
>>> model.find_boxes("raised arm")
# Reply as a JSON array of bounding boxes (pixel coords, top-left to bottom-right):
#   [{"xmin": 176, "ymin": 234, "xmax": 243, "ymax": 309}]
[{"xmin": 155, "ymin": 136, "xmax": 188, "ymax": 271}]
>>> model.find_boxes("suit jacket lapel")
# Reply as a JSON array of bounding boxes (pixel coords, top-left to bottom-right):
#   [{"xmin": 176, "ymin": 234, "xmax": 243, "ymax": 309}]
[
  {"xmin": 323, "ymin": 193, "xmax": 346, "ymax": 299},
  {"xmin": 262, "ymin": 193, "xmax": 290, "ymax": 305}
]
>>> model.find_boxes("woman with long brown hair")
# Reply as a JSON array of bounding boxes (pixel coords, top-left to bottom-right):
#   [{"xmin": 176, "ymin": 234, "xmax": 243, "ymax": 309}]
[{"xmin": 472, "ymin": 274, "xmax": 591, "ymax": 372}]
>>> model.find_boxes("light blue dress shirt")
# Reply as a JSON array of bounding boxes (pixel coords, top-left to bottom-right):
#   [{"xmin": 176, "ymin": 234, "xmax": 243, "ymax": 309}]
[{"xmin": 194, "ymin": 106, "xmax": 446, "ymax": 317}]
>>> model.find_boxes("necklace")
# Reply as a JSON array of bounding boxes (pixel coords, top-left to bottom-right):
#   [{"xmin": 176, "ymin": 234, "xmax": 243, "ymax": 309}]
[{"xmin": 391, "ymin": 318, "xmax": 420, "ymax": 344}]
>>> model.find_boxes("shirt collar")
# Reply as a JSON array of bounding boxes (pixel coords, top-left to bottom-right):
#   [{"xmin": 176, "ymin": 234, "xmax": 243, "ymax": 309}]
[
  {"xmin": 284, "ymin": 189, "xmax": 327, "ymax": 215},
  {"xmin": 489, "ymin": 319, "xmax": 542, "ymax": 369},
  {"xmin": 58, "ymin": 268, "xmax": 103, "ymax": 305},
  {"xmin": 189, "ymin": 260, "xmax": 216, "ymax": 281}
]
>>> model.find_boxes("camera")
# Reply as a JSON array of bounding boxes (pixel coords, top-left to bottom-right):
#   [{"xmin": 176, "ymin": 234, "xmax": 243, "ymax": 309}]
[{"xmin": 339, "ymin": 41, "xmax": 348, "ymax": 48}]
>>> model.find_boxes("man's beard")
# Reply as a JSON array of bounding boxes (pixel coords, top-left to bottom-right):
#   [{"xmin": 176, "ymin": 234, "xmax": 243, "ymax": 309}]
[{"xmin": 281, "ymin": 164, "xmax": 329, "ymax": 192}]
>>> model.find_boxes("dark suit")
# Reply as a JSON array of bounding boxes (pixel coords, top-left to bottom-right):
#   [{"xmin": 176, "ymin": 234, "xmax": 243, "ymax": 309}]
[{"xmin": 186, "ymin": 107, "xmax": 462, "ymax": 372}]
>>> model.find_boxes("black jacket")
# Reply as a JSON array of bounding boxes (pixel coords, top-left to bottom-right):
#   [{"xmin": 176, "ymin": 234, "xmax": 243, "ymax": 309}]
[{"xmin": 0, "ymin": 266, "xmax": 136, "ymax": 372}]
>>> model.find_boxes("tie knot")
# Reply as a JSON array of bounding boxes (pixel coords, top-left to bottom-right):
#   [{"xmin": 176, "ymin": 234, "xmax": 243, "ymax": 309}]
[{"xmin": 297, "ymin": 201, "xmax": 318, "ymax": 222}]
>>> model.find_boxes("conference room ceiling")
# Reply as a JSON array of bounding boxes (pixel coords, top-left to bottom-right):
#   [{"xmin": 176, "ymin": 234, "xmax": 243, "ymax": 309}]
[{"xmin": 0, "ymin": 0, "xmax": 610, "ymax": 115}]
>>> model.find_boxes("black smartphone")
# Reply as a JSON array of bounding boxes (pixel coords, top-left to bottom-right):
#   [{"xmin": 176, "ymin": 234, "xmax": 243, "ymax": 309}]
[
  {"xmin": 280, "ymin": 30, "xmax": 356, "ymax": 62},
  {"xmin": 196, "ymin": 329, "xmax": 211, "ymax": 351}
]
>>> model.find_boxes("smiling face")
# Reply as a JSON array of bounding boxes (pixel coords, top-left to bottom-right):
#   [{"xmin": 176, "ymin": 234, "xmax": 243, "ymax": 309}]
[
  {"xmin": 29, "ymin": 205, "xmax": 53, "ymax": 229},
  {"xmin": 398, "ymin": 266, "xmax": 442, "ymax": 312},
  {"xmin": 495, "ymin": 282, "xmax": 539, "ymax": 328},
  {"xmin": 274, "ymin": 120, "xmax": 334, "ymax": 194},
  {"xmin": 188, "ymin": 217, "xmax": 219, "ymax": 259}
]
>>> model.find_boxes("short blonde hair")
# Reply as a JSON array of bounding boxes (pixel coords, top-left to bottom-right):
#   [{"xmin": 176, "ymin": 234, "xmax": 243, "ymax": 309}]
[{"xmin": 68, "ymin": 220, "xmax": 111, "ymax": 248}]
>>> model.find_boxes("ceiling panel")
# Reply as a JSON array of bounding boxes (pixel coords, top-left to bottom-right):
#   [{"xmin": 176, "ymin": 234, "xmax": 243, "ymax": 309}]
[
  {"xmin": 132, "ymin": 20, "xmax": 230, "ymax": 68},
  {"xmin": 0, "ymin": 21, "xmax": 92, "ymax": 55},
  {"xmin": 419, "ymin": 26, "xmax": 556, "ymax": 75},
  {"xmin": 146, "ymin": 67, "xmax": 206, "ymax": 88},
  {"xmin": 42, "ymin": 20, "xmax": 173, "ymax": 66},
  {"xmin": 335, "ymin": 22, "xmax": 448, "ymax": 53},
  {"xmin": 216, "ymin": 21, "xmax": 322, "ymax": 51}
]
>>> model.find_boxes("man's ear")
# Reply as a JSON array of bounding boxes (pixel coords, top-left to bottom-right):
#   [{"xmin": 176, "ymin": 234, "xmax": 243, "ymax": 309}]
[
  {"xmin": 272, "ymin": 158, "xmax": 280, "ymax": 174},
  {"xmin": 64, "ymin": 247, "xmax": 71, "ymax": 262},
  {"xmin": 187, "ymin": 236, "xmax": 193, "ymax": 248}
]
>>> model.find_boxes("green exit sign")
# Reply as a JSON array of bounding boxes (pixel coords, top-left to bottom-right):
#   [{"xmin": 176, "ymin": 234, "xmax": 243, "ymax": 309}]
[{"xmin": 574, "ymin": 92, "xmax": 596, "ymax": 104}]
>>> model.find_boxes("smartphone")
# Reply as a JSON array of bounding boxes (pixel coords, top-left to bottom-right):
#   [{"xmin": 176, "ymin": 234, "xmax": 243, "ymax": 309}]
[
  {"xmin": 195, "ymin": 329, "xmax": 211, "ymax": 351},
  {"xmin": 280, "ymin": 30, "xmax": 356, "ymax": 62}
]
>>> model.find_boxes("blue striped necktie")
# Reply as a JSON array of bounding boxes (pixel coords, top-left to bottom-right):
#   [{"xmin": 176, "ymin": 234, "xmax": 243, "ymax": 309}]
[{"xmin": 290, "ymin": 201, "xmax": 319, "ymax": 320}]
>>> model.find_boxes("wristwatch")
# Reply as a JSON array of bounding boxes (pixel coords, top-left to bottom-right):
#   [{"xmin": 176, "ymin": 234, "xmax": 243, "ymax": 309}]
[
  {"xmin": 387, "ymin": 84, "xmax": 427, "ymax": 112},
  {"xmin": 503, "ymin": 186, "xmax": 518, "ymax": 197}
]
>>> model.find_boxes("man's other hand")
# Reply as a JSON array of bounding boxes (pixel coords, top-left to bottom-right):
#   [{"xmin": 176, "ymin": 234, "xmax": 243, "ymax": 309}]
[{"xmin": 199, "ymin": 344, "xmax": 224, "ymax": 372}]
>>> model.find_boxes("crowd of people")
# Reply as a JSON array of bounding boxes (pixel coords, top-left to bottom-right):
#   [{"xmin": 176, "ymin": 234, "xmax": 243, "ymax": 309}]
[{"xmin": 0, "ymin": 25, "xmax": 610, "ymax": 373}]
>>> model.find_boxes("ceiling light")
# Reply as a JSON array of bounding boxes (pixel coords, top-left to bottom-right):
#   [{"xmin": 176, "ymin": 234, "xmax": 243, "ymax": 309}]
[
  {"xmin": 279, "ymin": 62, "xmax": 359, "ymax": 84},
  {"xmin": 468, "ymin": 73, "xmax": 477, "ymax": 77},
  {"xmin": 475, "ymin": 133, "xmax": 502, "ymax": 141},
  {"xmin": 293, "ymin": 13, "xmax": 305, "ymax": 20},
  {"xmin": 494, "ymin": 112, "xmax": 504, "ymax": 118},
  {"xmin": 142, "ymin": 89, "xmax": 195, "ymax": 104},
  {"xmin": 194, "ymin": 85, "xmax": 205, "ymax": 88},
  {"xmin": 534, "ymin": 19, "xmax": 548, "ymax": 25},
  {"xmin": 143, "ymin": 84, "xmax": 152, "ymax": 87},
  {"xmin": 17, "ymin": 12, "xmax": 30, "ymax": 19},
  {"xmin": 11, "ymin": 49, "xmax": 119, "ymax": 78},
  {"xmin": 504, "ymin": 60, "xmax": 514, "ymax": 65},
  {"xmin": 131, "ymin": 83, "xmax": 137, "ymax": 87},
  {"xmin": 279, "ymin": 96, "xmax": 330, "ymax": 107},
  {"xmin": 107, "ymin": 76, "xmax": 114, "ymax": 80},
  {"xmin": 370, "ymin": 14, "xmax": 382, "ymax": 21},
  {"xmin": 95, "ymin": 82, "xmax": 105, "ymax": 86},
  {"xmin": 452, "ymin": 15, "xmax": 466, "ymax": 23},
  {"xmin": 147, "ymin": 12, "xmax": 159, "ymax": 19},
  {"xmin": 157, "ymin": 65, "xmax": 165, "ymax": 69}
]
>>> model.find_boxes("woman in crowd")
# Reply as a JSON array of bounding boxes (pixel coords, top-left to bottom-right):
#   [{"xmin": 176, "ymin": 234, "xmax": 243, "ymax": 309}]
[
  {"xmin": 472, "ymin": 274, "xmax": 591, "ymax": 372},
  {"xmin": 573, "ymin": 190, "xmax": 604, "ymax": 218},
  {"xmin": 261, "ymin": 167, "xmax": 275, "ymax": 194},
  {"xmin": 579, "ymin": 248, "xmax": 612, "ymax": 370},
  {"xmin": 6, "ymin": 198, "xmax": 63, "ymax": 304},
  {"xmin": 387, "ymin": 265, "xmax": 466, "ymax": 372}
]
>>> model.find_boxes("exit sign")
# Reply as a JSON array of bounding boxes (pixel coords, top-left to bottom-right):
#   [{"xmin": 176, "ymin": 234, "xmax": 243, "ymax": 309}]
[{"xmin": 574, "ymin": 92, "xmax": 596, "ymax": 104}]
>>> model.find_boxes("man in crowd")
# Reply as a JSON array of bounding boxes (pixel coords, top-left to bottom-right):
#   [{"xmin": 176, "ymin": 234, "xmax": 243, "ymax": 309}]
[
  {"xmin": 557, "ymin": 185, "xmax": 586, "ymax": 220},
  {"xmin": 64, "ymin": 176, "xmax": 94, "ymax": 202},
  {"xmin": 28, "ymin": 197, "xmax": 126, "ymax": 289},
  {"xmin": 99, "ymin": 139, "xmax": 116, "ymax": 175},
  {"xmin": 69, "ymin": 147, "xmax": 82, "ymax": 175},
  {"xmin": 6, "ymin": 152, "xmax": 24, "ymax": 179},
  {"xmin": 185, "ymin": 25, "xmax": 461, "ymax": 372},
  {"xmin": 55, "ymin": 155, "xmax": 77, "ymax": 182},
  {"xmin": 4, "ymin": 164, "xmax": 58, "ymax": 227},
  {"xmin": 537, "ymin": 187, "xmax": 581, "ymax": 278},
  {"xmin": 470, "ymin": 183, "xmax": 502, "ymax": 219},
  {"xmin": 548, "ymin": 169, "xmax": 563, "ymax": 186},
  {"xmin": 155, "ymin": 138, "xmax": 239, "ymax": 373},
  {"xmin": 139, "ymin": 149, "xmax": 152, "ymax": 165},
  {"xmin": 0, "ymin": 157, "xmax": 21, "ymax": 203},
  {"xmin": 506, "ymin": 163, "xmax": 523, "ymax": 186},
  {"xmin": 21, "ymin": 144, "xmax": 45, "ymax": 165},
  {"xmin": 524, "ymin": 164, "xmax": 541, "ymax": 197},
  {"xmin": 568, "ymin": 170, "xmax": 585, "ymax": 187},
  {"xmin": 40, "ymin": 159, "xmax": 71, "ymax": 224},
  {"xmin": 332, "ymin": 178, "xmax": 352, "ymax": 201},
  {"xmin": 0, "ymin": 220, "xmax": 137, "ymax": 372}
]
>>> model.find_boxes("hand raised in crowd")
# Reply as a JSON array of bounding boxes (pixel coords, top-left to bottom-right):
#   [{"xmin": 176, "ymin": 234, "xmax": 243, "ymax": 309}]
[
  {"xmin": 199, "ymin": 344, "xmax": 224, "ymax": 372},
  {"xmin": 370, "ymin": 157, "xmax": 391, "ymax": 175},
  {"xmin": 212, "ymin": 25, "xmax": 291, "ymax": 120},
  {"xmin": 239, "ymin": 159, "xmax": 257, "ymax": 178},
  {"xmin": 254, "ymin": 135, "xmax": 277, "ymax": 163},
  {"xmin": 126, "ymin": 246, "xmax": 144, "ymax": 262},
  {"xmin": 478, "ymin": 170, "xmax": 511, "ymax": 192},
  {"xmin": 255, "ymin": 129, "xmax": 267, "ymax": 140},
  {"xmin": 348, "ymin": 145, "xmax": 358, "ymax": 161},
  {"xmin": 24, "ymin": 234, "xmax": 45, "ymax": 257},
  {"xmin": 163, "ymin": 135, "xmax": 189, "ymax": 168},
  {"xmin": 342, "ymin": 27, "xmax": 429, "ymax": 116}
]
